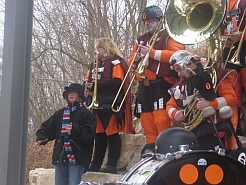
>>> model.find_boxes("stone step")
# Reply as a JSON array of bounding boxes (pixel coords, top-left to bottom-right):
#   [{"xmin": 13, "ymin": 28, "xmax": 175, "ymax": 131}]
[
  {"xmin": 29, "ymin": 168, "xmax": 125, "ymax": 185},
  {"xmin": 82, "ymin": 172, "xmax": 124, "ymax": 183}
]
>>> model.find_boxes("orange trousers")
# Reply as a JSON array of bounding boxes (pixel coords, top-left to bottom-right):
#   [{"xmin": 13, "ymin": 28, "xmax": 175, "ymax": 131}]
[
  {"xmin": 140, "ymin": 109, "xmax": 171, "ymax": 144},
  {"xmin": 96, "ymin": 114, "xmax": 119, "ymax": 136}
]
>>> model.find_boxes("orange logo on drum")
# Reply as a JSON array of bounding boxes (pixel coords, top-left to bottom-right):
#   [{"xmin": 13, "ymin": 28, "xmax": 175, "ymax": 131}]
[
  {"xmin": 179, "ymin": 164, "xmax": 198, "ymax": 184},
  {"xmin": 205, "ymin": 165, "xmax": 223, "ymax": 185},
  {"xmin": 179, "ymin": 160, "xmax": 224, "ymax": 185}
]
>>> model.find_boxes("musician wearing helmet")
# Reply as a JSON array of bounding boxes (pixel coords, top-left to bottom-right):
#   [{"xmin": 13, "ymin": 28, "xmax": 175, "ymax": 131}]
[
  {"xmin": 128, "ymin": 5, "xmax": 184, "ymax": 155},
  {"xmin": 166, "ymin": 50, "xmax": 238, "ymax": 150},
  {"xmin": 221, "ymin": 0, "xmax": 246, "ymax": 146}
]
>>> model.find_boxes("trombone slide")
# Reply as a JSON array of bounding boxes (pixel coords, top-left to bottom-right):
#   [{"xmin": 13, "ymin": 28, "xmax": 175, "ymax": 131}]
[{"xmin": 111, "ymin": 41, "xmax": 143, "ymax": 112}]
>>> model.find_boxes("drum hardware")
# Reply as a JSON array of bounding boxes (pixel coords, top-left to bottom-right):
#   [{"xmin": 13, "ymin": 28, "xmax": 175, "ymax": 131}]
[
  {"xmin": 179, "ymin": 144, "xmax": 189, "ymax": 152},
  {"xmin": 217, "ymin": 148, "xmax": 226, "ymax": 156},
  {"xmin": 155, "ymin": 149, "xmax": 191, "ymax": 161},
  {"xmin": 155, "ymin": 152, "xmax": 175, "ymax": 161}
]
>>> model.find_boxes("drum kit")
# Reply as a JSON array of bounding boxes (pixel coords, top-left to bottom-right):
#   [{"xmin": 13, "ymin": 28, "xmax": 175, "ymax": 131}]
[
  {"xmin": 121, "ymin": 143, "xmax": 246, "ymax": 185},
  {"xmin": 120, "ymin": 124, "xmax": 246, "ymax": 185},
  {"xmin": 80, "ymin": 126, "xmax": 246, "ymax": 185}
]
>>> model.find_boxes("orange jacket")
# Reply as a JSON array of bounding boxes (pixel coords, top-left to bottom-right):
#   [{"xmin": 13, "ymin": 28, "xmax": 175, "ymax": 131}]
[{"xmin": 166, "ymin": 70, "xmax": 237, "ymax": 122}]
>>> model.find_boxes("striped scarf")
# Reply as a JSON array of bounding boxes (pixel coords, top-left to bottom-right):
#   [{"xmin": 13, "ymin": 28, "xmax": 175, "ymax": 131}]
[{"xmin": 61, "ymin": 102, "xmax": 82, "ymax": 164}]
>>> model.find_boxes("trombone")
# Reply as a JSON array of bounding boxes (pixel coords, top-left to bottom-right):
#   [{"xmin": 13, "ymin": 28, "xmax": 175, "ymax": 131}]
[
  {"xmin": 224, "ymin": 8, "xmax": 246, "ymax": 68},
  {"xmin": 85, "ymin": 51, "xmax": 101, "ymax": 110},
  {"xmin": 111, "ymin": 42, "xmax": 142, "ymax": 112}
]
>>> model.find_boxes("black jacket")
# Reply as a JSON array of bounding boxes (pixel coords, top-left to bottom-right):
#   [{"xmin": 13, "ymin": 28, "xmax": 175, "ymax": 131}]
[{"xmin": 36, "ymin": 104, "xmax": 96, "ymax": 171}]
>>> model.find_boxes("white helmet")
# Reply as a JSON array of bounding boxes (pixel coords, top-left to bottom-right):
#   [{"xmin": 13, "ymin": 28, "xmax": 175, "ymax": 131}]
[{"xmin": 169, "ymin": 50, "xmax": 200, "ymax": 72}]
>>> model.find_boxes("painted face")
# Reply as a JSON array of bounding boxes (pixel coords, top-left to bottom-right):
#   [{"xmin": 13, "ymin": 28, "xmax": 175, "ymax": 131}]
[{"xmin": 144, "ymin": 18, "xmax": 159, "ymax": 34}]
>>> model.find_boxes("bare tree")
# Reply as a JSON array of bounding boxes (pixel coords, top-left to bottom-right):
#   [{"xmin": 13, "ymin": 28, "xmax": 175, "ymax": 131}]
[{"xmin": 30, "ymin": 0, "xmax": 150, "ymax": 138}]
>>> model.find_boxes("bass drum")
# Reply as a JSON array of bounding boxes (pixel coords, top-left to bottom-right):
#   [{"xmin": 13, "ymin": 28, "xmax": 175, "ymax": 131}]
[{"xmin": 121, "ymin": 150, "xmax": 246, "ymax": 185}]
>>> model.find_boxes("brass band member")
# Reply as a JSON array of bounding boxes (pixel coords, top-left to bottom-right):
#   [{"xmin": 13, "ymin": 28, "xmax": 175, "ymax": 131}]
[
  {"xmin": 166, "ymin": 50, "xmax": 238, "ymax": 150},
  {"xmin": 128, "ymin": 5, "xmax": 184, "ymax": 155},
  {"xmin": 86, "ymin": 38, "xmax": 135, "ymax": 174},
  {"xmin": 220, "ymin": 0, "xmax": 246, "ymax": 148}
]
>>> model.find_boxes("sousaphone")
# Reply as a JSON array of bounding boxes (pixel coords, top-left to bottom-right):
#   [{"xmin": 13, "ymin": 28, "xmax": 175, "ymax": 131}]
[{"xmin": 164, "ymin": 0, "xmax": 226, "ymax": 45}]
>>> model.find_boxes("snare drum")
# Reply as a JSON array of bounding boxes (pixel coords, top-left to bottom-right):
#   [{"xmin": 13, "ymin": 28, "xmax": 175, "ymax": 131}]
[{"xmin": 121, "ymin": 150, "xmax": 246, "ymax": 185}]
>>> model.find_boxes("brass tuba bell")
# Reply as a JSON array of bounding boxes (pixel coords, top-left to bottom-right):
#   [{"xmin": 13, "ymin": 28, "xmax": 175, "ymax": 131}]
[{"xmin": 164, "ymin": 0, "xmax": 226, "ymax": 45}]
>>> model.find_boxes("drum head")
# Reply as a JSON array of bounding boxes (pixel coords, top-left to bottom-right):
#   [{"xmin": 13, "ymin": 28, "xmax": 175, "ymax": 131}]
[{"xmin": 122, "ymin": 150, "xmax": 246, "ymax": 185}]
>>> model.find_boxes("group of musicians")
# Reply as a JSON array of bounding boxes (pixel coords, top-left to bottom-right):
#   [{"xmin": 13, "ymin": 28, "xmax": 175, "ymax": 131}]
[{"xmin": 84, "ymin": 0, "xmax": 246, "ymax": 174}]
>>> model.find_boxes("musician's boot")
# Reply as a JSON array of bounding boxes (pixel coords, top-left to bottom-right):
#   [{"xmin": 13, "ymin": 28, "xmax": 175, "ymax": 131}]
[
  {"xmin": 99, "ymin": 133, "xmax": 121, "ymax": 174},
  {"xmin": 87, "ymin": 133, "xmax": 107, "ymax": 172}
]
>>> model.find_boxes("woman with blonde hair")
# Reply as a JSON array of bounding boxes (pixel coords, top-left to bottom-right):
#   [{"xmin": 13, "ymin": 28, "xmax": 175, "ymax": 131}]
[{"xmin": 85, "ymin": 37, "xmax": 135, "ymax": 174}]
